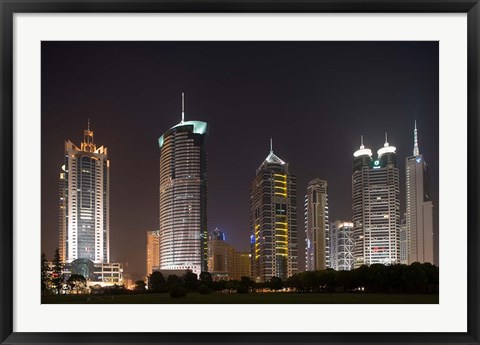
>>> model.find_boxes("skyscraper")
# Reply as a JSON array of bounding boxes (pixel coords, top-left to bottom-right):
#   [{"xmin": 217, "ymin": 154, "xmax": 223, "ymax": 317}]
[
  {"xmin": 352, "ymin": 135, "xmax": 400, "ymax": 268},
  {"xmin": 158, "ymin": 94, "xmax": 208, "ymax": 276},
  {"xmin": 59, "ymin": 122, "xmax": 110, "ymax": 264},
  {"xmin": 305, "ymin": 178, "xmax": 330, "ymax": 271},
  {"xmin": 405, "ymin": 122, "xmax": 434, "ymax": 264},
  {"xmin": 250, "ymin": 140, "xmax": 298, "ymax": 282},
  {"xmin": 330, "ymin": 220, "xmax": 354, "ymax": 271},
  {"xmin": 146, "ymin": 230, "xmax": 160, "ymax": 276}
]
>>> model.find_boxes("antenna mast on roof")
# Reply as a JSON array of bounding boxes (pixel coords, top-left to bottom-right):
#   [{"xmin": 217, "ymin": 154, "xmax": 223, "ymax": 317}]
[
  {"xmin": 181, "ymin": 92, "xmax": 185, "ymax": 123},
  {"xmin": 413, "ymin": 120, "xmax": 419, "ymax": 156}
]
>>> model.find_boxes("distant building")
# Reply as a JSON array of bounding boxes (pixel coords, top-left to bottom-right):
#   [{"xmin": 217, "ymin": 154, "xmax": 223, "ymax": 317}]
[
  {"xmin": 250, "ymin": 140, "xmax": 298, "ymax": 282},
  {"xmin": 305, "ymin": 178, "xmax": 330, "ymax": 271},
  {"xmin": 399, "ymin": 218, "xmax": 408, "ymax": 264},
  {"xmin": 208, "ymin": 228, "xmax": 234, "ymax": 279},
  {"xmin": 207, "ymin": 228, "xmax": 251, "ymax": 281},
  {"xmin": 232, "ymin": 252, "xmax": 251, "ymax": 280},
  {"xmin": 352, "ymin": 135, "xmax": 400, "ymax": 268},
  {"xmin": 49, "ymin": 259, "xmax": 123, "ymax": 287},
  {"xmin": 146, "ymin": 230, "xmax": 160, "ymax": 276},
  {"xmin": 330, "ymin": 221, "xmax": 354, "ymax": 271},
  {"xmin": 210, "ymin": 227, "xmax": 226, "ymax": 241},
  {"xmin": 406, "ymin": 122, "xmax": 434, "ymax": 265},
  {"xmin": 59, "ymin": 122, "xmax": 110, "ymax": 264},
  {"xmin": 158, "ymin": 94, "xmax": 208, "ymax": 276}
]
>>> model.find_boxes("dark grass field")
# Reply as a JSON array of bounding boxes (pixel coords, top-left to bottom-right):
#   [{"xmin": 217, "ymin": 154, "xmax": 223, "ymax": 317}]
[{"xmin": 42, "ymin": 292, "xmax": 439, "ymax": 304}]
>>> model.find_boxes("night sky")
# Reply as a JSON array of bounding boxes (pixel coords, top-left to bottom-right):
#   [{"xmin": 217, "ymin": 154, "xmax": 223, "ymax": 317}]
[{"xmin": 41, "ymin": 41, "xmax": 439, "ymax": 276}]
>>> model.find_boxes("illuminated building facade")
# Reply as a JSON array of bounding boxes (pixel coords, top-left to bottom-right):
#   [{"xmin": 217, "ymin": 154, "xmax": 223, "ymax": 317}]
[
  {"xmin": 208, "ymin": 228, "xmax": 234, "ymax": 280},
  {"xmin": 207, "ymin": 228, "xmax": 251, "ymax": 280},
  {"xmin": 399, "ymin": 218, "xmax": 408, "ymax": 264},
  {"xmin": 406, "ymin": 122, "xmax": 434, "ymax": 264},
  {"xmin": 330, "ymin": 220, "xmax": 354, "ymax": 271},
  {"xmin": 210, "ymin": 227, "xmax": 226, "ymax": 241},
  {"xmin": 146, "ymin": 230, "xmax": 160, "ymax": 276},
  {"xmin": 250, "ymin": 141, "xmax": 298, "ymax": 282},
  {"xmin": 232, "ymin": 252, "xmax": 251, "ymax": 280},
  {"xmin": 305, "ymin": 178, "xmax": 330, "ymax": 271},
  {"xmin": 59, "ymin": 122, "xmax": 110, "ymax": 264},
  {"xmin": 48, "ymin": 260, "xmax": 123, "ymax": 287},
  {"xmin": 158, "ymin": 94, "xmax": 208, "ymax": 276},
  {"xmin": 352, "ymin": 135, "xmax": 400, "ymax": 268}
]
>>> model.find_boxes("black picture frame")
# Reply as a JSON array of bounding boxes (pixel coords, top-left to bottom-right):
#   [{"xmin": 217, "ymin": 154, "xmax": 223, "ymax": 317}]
[{"xmin": 1, "ymin": 1, "xmax": 478, "ymax": 344}]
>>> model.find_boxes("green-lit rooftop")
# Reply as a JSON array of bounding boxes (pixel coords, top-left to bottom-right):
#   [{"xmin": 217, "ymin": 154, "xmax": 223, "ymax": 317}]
[{"xmin": 158, "ymin": 120, "xmax": 208, "ymax": 148}]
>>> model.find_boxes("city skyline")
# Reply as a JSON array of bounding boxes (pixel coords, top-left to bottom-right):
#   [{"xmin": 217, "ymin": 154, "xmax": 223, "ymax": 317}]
[{"xmin": 41, "ymin": 41, "xmax": 439, "ymax": 275}]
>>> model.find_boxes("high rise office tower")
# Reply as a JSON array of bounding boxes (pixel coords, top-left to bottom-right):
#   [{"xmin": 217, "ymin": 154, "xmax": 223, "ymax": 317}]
[
  {"xmin": 305, "ymin": 178, "xmax": 330, "ymax": 271},
  {"xmin": 158, "ymin": 94, "xmax": 208, "ymax": 276},
  {"xmin": 250, "ymin": 140, "xmax": 298, "ymax": 282},
  {"xmin": 352, "ymin": 134, "xmax": 400, "ymax": 268},
  {"xmin": 59, "ymin": 122, "xmax": 110, "ymax": 264},
  {"xmin": 146, "ymin": 230, "xmax": 160, "ymax": 276},
  {"xmin": 330, "ymin": 220, "xmax": 354, "ymax": 271},
  {"xmin": 406, "ymin": 122, "xmax": 434, "ymax": 264}
]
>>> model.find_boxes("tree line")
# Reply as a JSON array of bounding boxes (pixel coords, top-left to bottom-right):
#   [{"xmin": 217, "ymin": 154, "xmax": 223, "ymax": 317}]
[
  {"xmin": 285, "ymin": 263, "xmax": 439, "ymax": 294},
  {"xmin": 142, "ymin": 262, "xmax": 438, "ymax": 296},
  {"xmin": 42, "ymin": 249, "xmax": 438, "ymax": 297},
  {"xmin": 142, "ymin": 271, "xmax": 255, "ymax": 297}
]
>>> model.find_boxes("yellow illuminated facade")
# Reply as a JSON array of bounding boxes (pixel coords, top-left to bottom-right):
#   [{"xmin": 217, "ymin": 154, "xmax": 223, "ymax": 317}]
[
  {"xmin": 254, "ymin": 224, "xmax": 260, "ymax": 259},
  {"xmin": 250, "ymin": 143, "xmax": 298, "ymax": 283}
]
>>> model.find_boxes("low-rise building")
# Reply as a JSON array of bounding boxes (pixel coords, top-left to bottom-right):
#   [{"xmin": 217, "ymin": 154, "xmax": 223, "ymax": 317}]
[{"xmin": 208, "ymin": 228, "xmax": 251, "ymax": 281}]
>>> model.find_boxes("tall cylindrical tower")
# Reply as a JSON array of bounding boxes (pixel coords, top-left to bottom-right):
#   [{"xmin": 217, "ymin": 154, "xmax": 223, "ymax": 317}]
[{"xmin": 158, "ymin": 96, "xmax": 208, "ymax": 276}]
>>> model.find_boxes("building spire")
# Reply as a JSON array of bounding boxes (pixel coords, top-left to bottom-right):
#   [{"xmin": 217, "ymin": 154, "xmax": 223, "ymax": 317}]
[
  {"xmin": 270, "ymin": 138, "xmax": 273, "ymax": 153},
  {"xmin": 181, "ymin": 92, "xmax": 185, "ymax": 123},
  {"xmin": 81, "ymin": 119, "xmax": 95, "ymax": 151},
  {"xmin": 354, "ymin": 134, "xmax": 373, "ymax": 158},
  {"xmin": 413, "ymin": 120, "xmax": 419, "ymax": 156},
  {"xmin": 384, "ymin": 132, "xmax": 389, "ymax": 147}
]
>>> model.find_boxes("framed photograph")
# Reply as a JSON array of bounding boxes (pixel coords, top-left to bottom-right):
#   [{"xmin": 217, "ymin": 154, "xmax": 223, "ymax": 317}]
[{"xmin": 1, "ymin": 1, "xmax": 478, "ymax": 344}]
